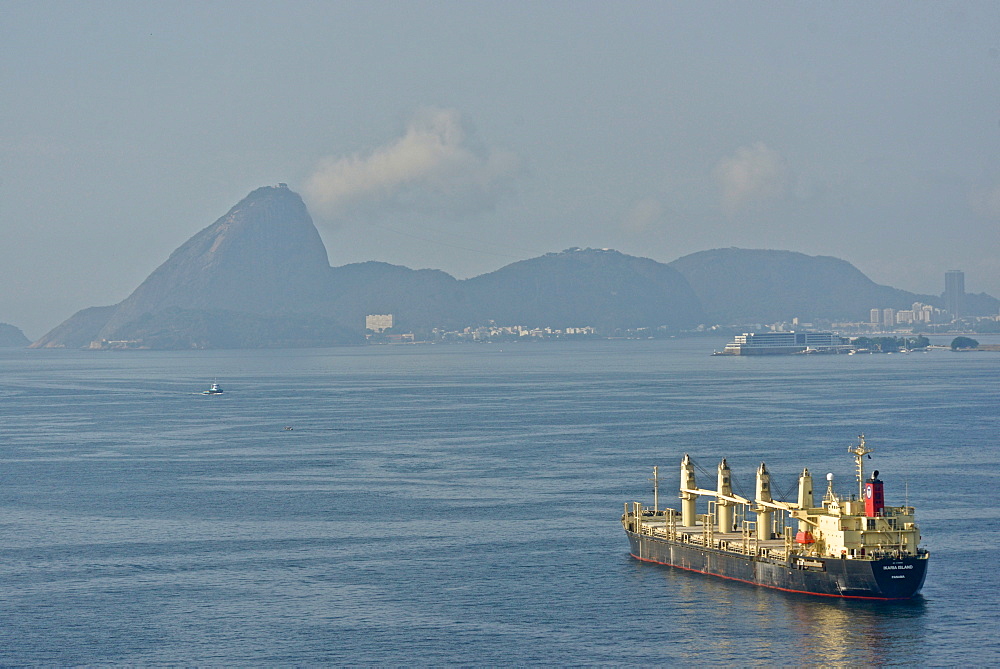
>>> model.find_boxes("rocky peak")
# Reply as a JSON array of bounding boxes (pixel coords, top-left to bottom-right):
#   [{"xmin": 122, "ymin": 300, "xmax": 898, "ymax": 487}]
[{"xmin": 95, "ymin": 185, "xmax": 334, "ymax": 338}]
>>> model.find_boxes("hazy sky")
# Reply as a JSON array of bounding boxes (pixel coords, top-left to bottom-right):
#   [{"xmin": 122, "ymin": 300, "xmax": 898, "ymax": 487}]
[{"xmin": 3, "ymin": 1, "xmax": 1000, "ymax": 337}]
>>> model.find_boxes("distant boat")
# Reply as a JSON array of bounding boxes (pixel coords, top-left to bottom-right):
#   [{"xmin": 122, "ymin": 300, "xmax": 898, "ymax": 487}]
[{"xmin": 202, "ymin": 382, "xmax": 223, "ymax": 395}]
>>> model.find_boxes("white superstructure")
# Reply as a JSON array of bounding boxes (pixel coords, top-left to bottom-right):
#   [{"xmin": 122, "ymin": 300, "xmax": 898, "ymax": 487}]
[{"xmin": 719, "ymin": 331, "xmax": 850, "ymax": 355}]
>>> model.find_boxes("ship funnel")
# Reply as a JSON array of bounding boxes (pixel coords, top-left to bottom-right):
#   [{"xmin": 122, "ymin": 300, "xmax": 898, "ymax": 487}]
[
  {"xmin": 680, "ymin": 454, "xmax": 697, "ymax": 527},
  {"xmin": 755, "ymin": 462, "xmax": 773, "ymax": 540},
  {"xmin": 864, "ymin": 470, "xmax": 884, "ymax": 517}
]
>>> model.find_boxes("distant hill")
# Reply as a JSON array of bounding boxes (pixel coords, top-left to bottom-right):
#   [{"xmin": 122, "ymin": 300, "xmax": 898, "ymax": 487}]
[
  {"xmin": 319, "ymin": 250, "xmax": 705, "ymax": 333},
  {"xmin": 0, "ymin": 323, "xmax": 30, "ymax": 347},
  {"xmin": 669, "ymin": 248, "xmax": 940, "ymax": 323},
  {"xmin": 32, "ymin": 305, "xmax": 118, "ymax": 349},
  {"xmin": 963, "ymin": 292, "xmax": 1000, "ymax": 318},
  {"xmin": 327, "ymin": 261, "xmax": 465, "ymax": 332},
  {"xmin": 30, "ymin": 185, "xmax": 999, "ymax": 349},
  {"xmin": 462, "ymin": 248, "xmax": 704, "ymax": 330}
]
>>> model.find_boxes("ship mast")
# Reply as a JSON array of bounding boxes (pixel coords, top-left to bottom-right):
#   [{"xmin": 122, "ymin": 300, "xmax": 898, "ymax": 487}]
[
  {"xmin": 649, "ymin": 466, "xmax": 660, "ymax": 512},
  {"xmin": 848, "ymin": 434, "xmax": 874, "ymax": 499}
]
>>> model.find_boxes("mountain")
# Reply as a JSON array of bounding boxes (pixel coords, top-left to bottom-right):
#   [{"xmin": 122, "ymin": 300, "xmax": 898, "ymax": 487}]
[
  {"xmin": 99, "ymin": 184, "xmax": 332, "ymax": 332},
  {"xmin": 669, "ymin": 248, "xmax": 938, "ymax": 323},
  {"xmin": 32, "ymin": 185, "xmax": 709, "ymax": 348},
  {"xmin": 462, "ymin": 248, "xmax": 704, "ymax": 330},
  {"xmin": 32, "ymin": 185, "xmax": 355, "ymax": 348},
  {"xmin": 31, "ymin": 185, "xmax": 998, "ymax": 349},
  {"xmin": 0, "ymin": 323, "xmax": 30, "ymax": 347}
]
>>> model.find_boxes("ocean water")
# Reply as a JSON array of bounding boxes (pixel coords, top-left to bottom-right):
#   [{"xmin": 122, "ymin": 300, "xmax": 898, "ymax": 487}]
[{"xmin": 1, "ymin": 338, "xmax": 998, "ymax": 665}]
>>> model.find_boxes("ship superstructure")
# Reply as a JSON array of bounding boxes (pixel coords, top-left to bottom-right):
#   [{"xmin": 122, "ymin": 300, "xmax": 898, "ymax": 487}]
[{"xmin": 621, "ymin": 436, "xmax": 928, "ymax": 599}]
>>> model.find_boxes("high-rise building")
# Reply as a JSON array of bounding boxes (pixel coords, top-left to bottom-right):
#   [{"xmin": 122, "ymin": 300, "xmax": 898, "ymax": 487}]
[
  {"xmin": 945, "ymin": 270, "xmax": 965, "ymax": 320},
  {"xmin": 366, "ymin": 314, "xmax": 394, "ymax": 332},
  {"xmin": 883, "ymin": 308, "xmax": 896, "ymax": 329},
  {"xmin": 870, "ymin": 309, "xmax": 881, "ymax": 325}
]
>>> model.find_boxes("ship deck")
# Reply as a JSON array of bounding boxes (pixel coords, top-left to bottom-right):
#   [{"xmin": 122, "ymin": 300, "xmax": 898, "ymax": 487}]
[{"xmin": 635, "ymin": 518, "xmax": 792, "ymax": 560}]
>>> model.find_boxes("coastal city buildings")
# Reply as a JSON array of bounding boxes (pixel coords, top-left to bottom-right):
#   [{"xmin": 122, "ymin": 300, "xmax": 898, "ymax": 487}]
[
  {"xmin": 869, "ymin": 303, "xmax": 938, "ymax": 327},
  {"xmin": 365, "ymin": 314, "xmax": 598, "ymax": 343},
  {"xmin": 868, "ymin": 270, "xmax": 970, "ymax": 330},
  {"xmin": 365, "ymin": 314, "xmax": 393, "ymax": 333},
  {"xmin": 432, "ymin": 324, "xmax": 597, "ymax": 341}
]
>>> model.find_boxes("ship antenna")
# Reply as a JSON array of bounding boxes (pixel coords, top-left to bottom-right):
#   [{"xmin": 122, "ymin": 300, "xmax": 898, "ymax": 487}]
[{"xmin": 848, "ymin": 434, "xmax": 874, "ymax": 500}]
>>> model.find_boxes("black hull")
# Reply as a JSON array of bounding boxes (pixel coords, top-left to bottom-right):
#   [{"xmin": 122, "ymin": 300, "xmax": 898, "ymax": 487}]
[{"xmin": 627, "ymin": 530, "xmax": 927, "ymax": 600}]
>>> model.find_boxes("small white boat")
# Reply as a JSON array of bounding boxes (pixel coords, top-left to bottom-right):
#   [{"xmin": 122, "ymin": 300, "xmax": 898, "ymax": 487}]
[{"xmin": 202, "ymin": 382, "xmax": 223, "ymax": 395}]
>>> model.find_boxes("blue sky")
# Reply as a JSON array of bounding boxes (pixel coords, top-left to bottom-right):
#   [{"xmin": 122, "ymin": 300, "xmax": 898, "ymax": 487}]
[{"xmin": 3, "ymin": 1, "xmax": 999, "ymax": 337}]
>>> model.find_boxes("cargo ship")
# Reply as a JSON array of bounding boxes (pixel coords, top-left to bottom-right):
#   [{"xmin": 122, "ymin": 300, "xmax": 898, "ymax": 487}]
[{"xmin": 621, "ymin": 436, "xmax": 928, "ymax": 599}]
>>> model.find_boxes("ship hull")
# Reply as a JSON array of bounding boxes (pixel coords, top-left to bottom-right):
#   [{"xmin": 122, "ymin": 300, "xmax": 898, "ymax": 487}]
[{"xmin": 627, "ymin": 530, "xmax": 927, "ymax": 600}]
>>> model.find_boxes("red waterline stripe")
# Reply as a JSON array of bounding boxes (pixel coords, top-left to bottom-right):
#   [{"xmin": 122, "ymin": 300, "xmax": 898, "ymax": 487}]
[{"xmin": 629, "ymin": 552, "xmax": 910, "ymax": 601}]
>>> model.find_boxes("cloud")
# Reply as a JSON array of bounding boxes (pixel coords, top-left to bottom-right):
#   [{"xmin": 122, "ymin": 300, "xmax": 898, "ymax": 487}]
[
  {"xmin": 713, "ymin": 142, "xmax": 788, "ymax": 216},
  {"xmin": 304, "ymin": 108, "xmax": 519, "ymax": 223},
  {"xmin": 622, "ymin": 197, "xmax": 664, "ymax": 234}
]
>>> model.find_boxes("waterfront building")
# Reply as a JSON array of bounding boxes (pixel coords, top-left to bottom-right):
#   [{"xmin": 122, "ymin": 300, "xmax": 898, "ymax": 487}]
[
  {"xmin": 718, "ymin": 331, "xmax": 851, "ymax": 355},
  {"xmin": 366, "ymin": 314, "xmax": 394, "ymax": 332}
]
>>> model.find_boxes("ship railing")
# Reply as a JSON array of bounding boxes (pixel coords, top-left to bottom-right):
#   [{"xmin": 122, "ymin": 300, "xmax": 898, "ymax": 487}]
[
  {"xmin": 882, "ymin": 506, "xmax": 915, "ymax": 517},
  {"xmin": 864, "ymin": 548, "xmax": 913, "ymax": 560},
  {"xmin": 682, "ymin": 533, "xmax": 763, "ymax": 558}
]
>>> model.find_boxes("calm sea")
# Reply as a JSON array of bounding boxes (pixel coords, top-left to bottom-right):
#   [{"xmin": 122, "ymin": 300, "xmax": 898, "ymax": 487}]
[{"xmin": 1, "ymin": 338, "xmax": 998, "ymax": 665}]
